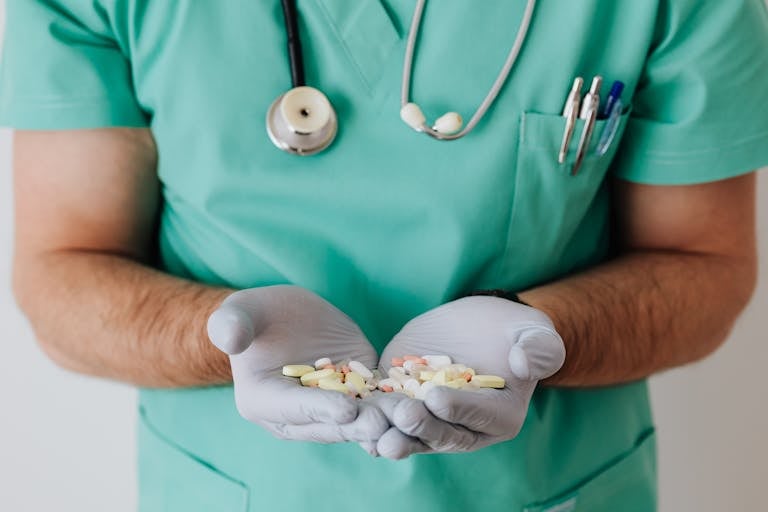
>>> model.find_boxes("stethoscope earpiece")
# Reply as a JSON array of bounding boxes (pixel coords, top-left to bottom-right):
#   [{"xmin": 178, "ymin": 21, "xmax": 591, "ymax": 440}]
[{"xmin": 267, "ymin": 86, "xmax": 338, "ymax": 156}]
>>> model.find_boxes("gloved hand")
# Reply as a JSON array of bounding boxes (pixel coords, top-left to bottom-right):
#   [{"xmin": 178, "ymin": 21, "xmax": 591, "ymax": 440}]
[
  {"xmin": 207, "ymin": 285, "xmax": 388, "ymax": 445},
  {"xmin": 371, "ymin": 296, "xmax": 565, "ymax": 459}
]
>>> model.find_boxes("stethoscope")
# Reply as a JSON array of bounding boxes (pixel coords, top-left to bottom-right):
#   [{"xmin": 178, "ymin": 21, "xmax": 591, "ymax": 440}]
[{"xmin": 267, "ymin": 0, "xmax": 537, "ymax": 155}]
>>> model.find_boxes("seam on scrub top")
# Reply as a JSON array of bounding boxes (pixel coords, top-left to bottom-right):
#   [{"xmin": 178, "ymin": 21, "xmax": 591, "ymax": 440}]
[
  {"xmin": 313, "ymin": 0, "xmax": 375, "ymax": 94},
  {"xmin": 632, "ymin": 130, "xmax": 768, "ymax": 160},
  {"xmin": 138, "ymin": 407, "xmax": 251, "ymax": 493},
  {"xmin": 2, "ymin": 95, "xmax": 132, "ymax": 107}
]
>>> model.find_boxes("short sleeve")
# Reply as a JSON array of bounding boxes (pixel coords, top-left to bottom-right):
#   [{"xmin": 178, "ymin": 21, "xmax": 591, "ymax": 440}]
[
  {"xmin": 0, "ymin": 0, "xmax": 147, "ymax": 129},
  {"xmin": 613, "ymin": 0, "xmax": 768, "ymax": 185}
]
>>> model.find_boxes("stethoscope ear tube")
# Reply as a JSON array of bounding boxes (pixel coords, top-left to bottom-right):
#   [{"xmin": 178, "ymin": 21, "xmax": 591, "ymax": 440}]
[{"xmin": 280, "ymin": 0, "xmax": 305, "ymax": 87}]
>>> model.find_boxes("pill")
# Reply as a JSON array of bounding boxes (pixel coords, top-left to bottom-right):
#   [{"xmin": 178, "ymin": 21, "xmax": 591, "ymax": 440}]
[
  {"xmin": 403, "ymin": 359, "xmax": 426, "ymax": 373},
  {"xmin": 391, "ymin": 357, "xmax": 405, "ymax": 367},
  {"xmin": 341, "ymin": 365, "xmax": 351, "ymax": 374},
  {"xmin": 403, "ymin": 378, "xmax": 421, "ymax": 395},
  {"xmin": 387, "ymin": 367, "xmax": 409, "ymax": 384},
  {"xmin": 471, "ymin": 375, "xmax": 506, "ymax": 388},
  {"xmin": 432, "ymin": 370, "xmax": 448, "ymax": 386},
  {"xmin": 348, "ymin": 361, "xmax": 374, "ymax": 380},
  {"xmin": 314, "ymin": 357, "xmax": 332, "ymax": 369},
  {"xmin": 318, "ymin": 377, "xmax": 351, "ymax": 394},
  {"xmin": 322, "ymin": 364, "xmax": 336, "ymax": 370},
  {"xmin": 345, "ymin": 372, "xmax": 366, "ymax": 393},
  {"xmin": 377, "ymin": 378, "xmax": 403, "ymax": 392},
  {"xmin": 462, "ymin": 371, "xmax": 473, "ymax": 382},
  {"xmin": 282, "ymin": 365, "xmax": 316, "ymax": 378},
  {"xmin": 403, "ymin": 355, "xmax": 421, "ymax": 361},
  {"xmin": 300, "ymin": 368, "xmax": 336, "ymax": 385},
  {"xmin": 423, "ymin": 355, "xmax": 452, "ymax": 368},
  {"xmin": 381, "ymin": 385, "xmax": 394, "ymax": 392},
  {"xmin": 419, "ymin": 370, "xmax": 436, "ymax": 381},
  {"xmin": 446, "ymin": 378, "xmax": 469, "ymax": 389}
]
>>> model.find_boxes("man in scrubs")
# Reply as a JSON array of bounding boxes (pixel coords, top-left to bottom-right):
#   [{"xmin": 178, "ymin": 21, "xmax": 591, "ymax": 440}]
[{"xmin": 2, "ymin": 0, "xmax": 768, "ymax": 510}]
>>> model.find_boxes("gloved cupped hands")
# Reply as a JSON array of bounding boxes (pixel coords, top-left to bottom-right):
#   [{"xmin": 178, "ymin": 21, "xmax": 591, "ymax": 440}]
[
  {"xmin": 207, "ymin": 285, "xmax": 389, "ymax": 445},
  {"xmin": 207, "ymin": 288, "xmax": 565, "ymax": 460}
]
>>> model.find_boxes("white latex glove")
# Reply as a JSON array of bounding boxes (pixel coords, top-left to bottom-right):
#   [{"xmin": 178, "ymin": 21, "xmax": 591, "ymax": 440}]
[
  {"xmin": 207, "ymin": 285, "xmax": 388, "ymax": 445},
  {"xmin": 371, "ymin": 296, "xmax": 565, "ymax": 459}
]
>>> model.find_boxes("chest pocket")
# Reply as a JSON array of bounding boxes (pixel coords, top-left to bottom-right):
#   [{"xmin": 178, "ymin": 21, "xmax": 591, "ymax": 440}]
[{"xmin": 496, "ymin": 109, "xmax": 632, "ymax": 288}]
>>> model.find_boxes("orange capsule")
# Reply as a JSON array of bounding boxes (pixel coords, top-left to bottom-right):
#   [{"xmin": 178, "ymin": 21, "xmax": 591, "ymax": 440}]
[
  {"xmin": 391, "ymin": 357, "xmax": 405, "ymax": 367},
  {"xmin": 403, "ymin": 355, "xmax": 421, "ymax": 361},
  {"xmin": 381, "ymin": 385, "xmax": 394, "ymax": 393}
]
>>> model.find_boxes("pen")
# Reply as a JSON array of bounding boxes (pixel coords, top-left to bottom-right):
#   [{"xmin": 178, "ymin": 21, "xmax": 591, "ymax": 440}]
[
  {"xmin": 598, "ymin": 81, "xmax": 624, "ymax": 120},
  {"xmin": 596, "ymin": 98, "xmax": 623, "ymax": 156},
  {"xmin": 558, "ymin": 77, "xmax": 584, "ymax": 164},
  {"xmin": 572, "ymin": 75, "xmax": 602, "ymax": 176}
]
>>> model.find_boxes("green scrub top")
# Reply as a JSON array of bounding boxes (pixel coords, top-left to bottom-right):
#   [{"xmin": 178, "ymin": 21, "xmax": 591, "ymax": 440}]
[{"xmin": 3, "ymin": 1, "xmax": 768, "ymax": 510}]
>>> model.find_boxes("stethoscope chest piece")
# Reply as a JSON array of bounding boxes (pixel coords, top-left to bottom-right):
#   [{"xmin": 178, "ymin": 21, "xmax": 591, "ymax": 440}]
[{"xmin": 267, "ymin": 86, "xmax": 337, "ymax": 156}]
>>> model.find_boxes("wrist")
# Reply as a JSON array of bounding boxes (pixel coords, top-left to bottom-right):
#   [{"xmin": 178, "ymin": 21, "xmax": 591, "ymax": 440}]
[{"xmin": 466, "ymin": 289, "xmax": 530, "ymax": 307}]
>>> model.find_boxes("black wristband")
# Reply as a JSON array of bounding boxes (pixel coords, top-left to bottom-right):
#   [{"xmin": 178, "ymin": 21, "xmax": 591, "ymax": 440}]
[{"xmin": 467, "ymin": 289, "xmax": 530, "ymax": 307}]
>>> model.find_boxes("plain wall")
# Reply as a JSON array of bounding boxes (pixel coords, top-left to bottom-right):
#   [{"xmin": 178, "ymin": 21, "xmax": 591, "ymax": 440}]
[{"xmin": 0, "ymin": 2, "xmax": 766, "ymax": 510}]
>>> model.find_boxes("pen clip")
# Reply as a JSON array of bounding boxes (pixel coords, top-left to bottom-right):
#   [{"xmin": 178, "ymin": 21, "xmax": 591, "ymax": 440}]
[
  {"xmin": 558, "ymin": 77, "xmax": 584, "ymax": 164},
  {"xmin": 572, "ymin": 76, "xmax": 603, "ymax": 176}
]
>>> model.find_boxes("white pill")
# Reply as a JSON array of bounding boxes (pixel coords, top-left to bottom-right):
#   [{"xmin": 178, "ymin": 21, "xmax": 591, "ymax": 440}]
[
  {"xmin": 423, "ymin": 355, "xmax": 452, "ymax": 369},
  {"xmin": 388, "ymin": 367, "xmax": 409, "ymax": 384},
  {"xmin": 314, "ymin": 357, "xmax": 332, "ymax": 369},
  {"xmin": 404, "ymin": 379, "xmax": 421, "ymax": 395},
  {"xmin": 377, "ymin": 378, "xmax": 403, "ymax": 392},
  {"xmin": 348, "ymin": 361, "xmax": 373, "ymax": 380}
]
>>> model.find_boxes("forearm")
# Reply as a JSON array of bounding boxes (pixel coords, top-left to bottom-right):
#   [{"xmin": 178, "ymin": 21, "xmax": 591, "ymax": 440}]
[
  {"xmin": 520, "ymin": 249, "xmax": 756, "ymax": 387},
  {"xmin": 13, "ymin": 249, "xmax": 232, "ymax": 388}
]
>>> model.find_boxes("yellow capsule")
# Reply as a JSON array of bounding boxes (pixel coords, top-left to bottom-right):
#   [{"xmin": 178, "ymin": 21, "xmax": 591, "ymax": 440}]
[
  {"xmin": 432, "ymin": 370, "xmax": 447, "ymax": 385},
  {"xmin": 419, "ymin": 370, "xmax": 436, "ymax": 382},
  {"xmin": 345, "ymin": 371, "xmax": 366, "ymax": 393},
  {"xmin": 300, "ymin": 368, "xmax": 336, "ymax": 386},
  {"xmin": 318, "ymin": 377, "xmax": 351, "ymax": 394},
  {"xmin": 282, "ymin": 365, "xmax": 316, "ymax": 378},
  {"xmin": 471, "ymin": 375, "xmax": 506, "ymax": 388}
]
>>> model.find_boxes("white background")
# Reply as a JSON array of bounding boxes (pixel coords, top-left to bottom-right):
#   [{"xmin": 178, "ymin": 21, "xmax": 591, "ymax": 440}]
[{"xmin": 1, "ymin": 3, "xmax": 767, "ymax": 511}]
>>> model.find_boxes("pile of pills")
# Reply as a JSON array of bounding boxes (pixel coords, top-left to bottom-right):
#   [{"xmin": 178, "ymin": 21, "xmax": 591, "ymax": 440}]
[{"xmin": 282, "ymin": 355, "xmax": 505, "ymax": 400}]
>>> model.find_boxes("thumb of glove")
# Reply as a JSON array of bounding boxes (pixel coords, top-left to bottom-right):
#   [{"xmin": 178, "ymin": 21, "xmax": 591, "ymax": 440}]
[
  {"xmin": 207, "ymin": 297, "xmax": 268, "ymax": 355},
  {"xmin": 508, "ymin": 327, "xmax": 566, "ymax": 381}
]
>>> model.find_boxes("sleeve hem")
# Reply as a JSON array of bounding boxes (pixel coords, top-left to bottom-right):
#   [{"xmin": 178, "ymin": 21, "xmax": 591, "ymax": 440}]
[
  {"xmin": 612, "ymin": 133, "xmax": 768, "ymax": 185},
  {"xmin": 0, "ymin": 98, "xmax": 149, "ymax": 130}
]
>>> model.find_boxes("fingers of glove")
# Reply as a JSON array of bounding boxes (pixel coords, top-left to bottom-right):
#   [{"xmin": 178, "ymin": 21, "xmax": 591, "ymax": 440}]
[
  {"xmin": 265, "ymin": 402, "xmax": 389, "ymax": 443},
  {"xmin": 509, "ymin": 328, "xmax": 566, "ymax": 381},
  {"xmin": 235, "ymin": 376, "xmax": 358, "ymax": 425},
  {"xmin": 424, "ymin": 387, "xmax": 525, "ymax": 438},
  {"xmin": 392, "ymin": 397, "xmax": 480, "ymax": 452},
  {"xmin": 207, "ymin": 303, "xmax": 259, "ymax": 355},
  {"xmin": 376, "ymin": 427, "xmax": 432, "ymax": 460},
  {"xmin": 359, "ymin": 441, "xmax": 379, "ymax": 457},
  {"xmin": 363, "ymin": 391, "xmax": 409, "ymax": 423}
]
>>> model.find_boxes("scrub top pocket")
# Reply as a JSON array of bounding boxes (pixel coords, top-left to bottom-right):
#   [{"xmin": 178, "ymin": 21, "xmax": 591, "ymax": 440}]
[
  {"xmin": 496, "ymin": 108, "xmax": 631, "ymax": 288},
  {"xmin": 137, "ymin": 409, "xmax": 250, "ymax": 512}
]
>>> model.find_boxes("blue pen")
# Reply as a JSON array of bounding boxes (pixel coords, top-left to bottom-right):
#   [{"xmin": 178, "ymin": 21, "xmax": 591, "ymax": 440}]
[
  {"xmin": 599, "ymin": 81, "xmax": 624, "ymax": 120},
  {"xmin": 596, "ymin": 98, "xmax": 623, "ymax": 156}
]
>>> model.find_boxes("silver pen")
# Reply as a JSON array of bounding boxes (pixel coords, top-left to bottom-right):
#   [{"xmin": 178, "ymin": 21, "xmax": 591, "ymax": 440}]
[
  {"xmin": 572, "ymin": 76, "xmax": 603, "ymax": 176},
  {"xmin": 558, "ymin": 77, "xmax": 584, "ymax": 164}
]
